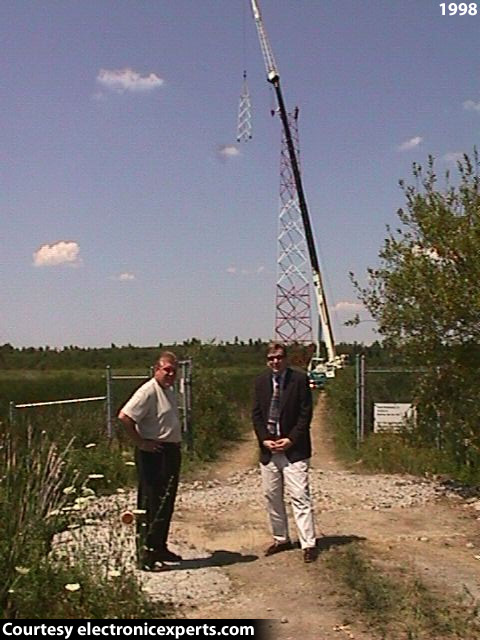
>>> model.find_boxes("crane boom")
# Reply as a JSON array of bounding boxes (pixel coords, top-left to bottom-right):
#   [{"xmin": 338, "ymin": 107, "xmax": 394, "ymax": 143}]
[{"xmin": 250, "ymin": 0, "xmax": 337, "ymax": 366}]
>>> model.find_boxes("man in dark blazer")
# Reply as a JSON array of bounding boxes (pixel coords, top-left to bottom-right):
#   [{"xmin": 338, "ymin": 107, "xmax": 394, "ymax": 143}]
[{"xmin": 252, "ymin": 341, "xmax": 317, "ymax": 563}]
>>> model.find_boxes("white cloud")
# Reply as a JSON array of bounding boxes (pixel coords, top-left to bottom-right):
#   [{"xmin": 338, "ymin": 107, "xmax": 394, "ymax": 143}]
[
  {"xmin": 217, "ymin": 145, "xmax": 240, "ymax": 159},
  {"xmin": 33, "ymin": 241, "xmax": 81, "ymax": 267},
  {"xmin": 463, "ymin": 99, "xmax": 480, "ymax": 112},
  {"xmin": 117, "ymin": 272, "xmax": 135, "ymax": 281},
  {"xmin": 442, "ymin": 151, "xmax": 464, "ymax": 163},
  {"xmin": 397, "ymin": 136, "xmax": 423, "ymax": 152},
  {"xmin": 96, "ymin": 68, "xmax": 164, "ymax": 93},
  {"xmin": 333, "ymin": 301, "xmax": 363, "ymax": 312}
]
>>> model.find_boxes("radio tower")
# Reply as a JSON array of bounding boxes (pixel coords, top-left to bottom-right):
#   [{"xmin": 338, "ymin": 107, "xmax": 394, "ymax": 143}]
[{"xmin": 274, "ymin": 108, "xmax": 313, "ymax": 344}]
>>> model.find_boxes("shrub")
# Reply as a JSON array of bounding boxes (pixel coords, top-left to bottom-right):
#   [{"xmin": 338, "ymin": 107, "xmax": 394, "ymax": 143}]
[{"xmin": 190, "ymin": 366, "xmax": 243, "ymax": 462}]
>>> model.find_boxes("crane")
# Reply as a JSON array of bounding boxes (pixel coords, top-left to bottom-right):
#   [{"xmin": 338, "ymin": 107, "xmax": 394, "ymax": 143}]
[{"xmin": 249, "ymin": 0, "xmax": 343, "ymax": 379}]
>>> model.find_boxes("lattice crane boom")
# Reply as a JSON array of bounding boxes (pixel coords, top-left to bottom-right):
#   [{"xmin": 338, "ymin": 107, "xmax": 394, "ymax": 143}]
[
  {"xmin": 250, "ymin": 0, "xmax": 279, "ymax": 83},
  {"xmin": 249, "ymin": 0, "xmax": 338, "ymax": 367}
]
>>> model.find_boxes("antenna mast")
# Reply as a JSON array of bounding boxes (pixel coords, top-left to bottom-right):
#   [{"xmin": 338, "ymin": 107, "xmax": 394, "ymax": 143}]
[{"xmin": 275, "ymin": 108, "xmax": 313, "ymax": 344}]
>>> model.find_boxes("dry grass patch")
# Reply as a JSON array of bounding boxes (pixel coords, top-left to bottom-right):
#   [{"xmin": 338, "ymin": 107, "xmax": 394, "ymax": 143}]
[{"xmin": 323, "ymin": 542, "xmax": 480, "ymax": 640}]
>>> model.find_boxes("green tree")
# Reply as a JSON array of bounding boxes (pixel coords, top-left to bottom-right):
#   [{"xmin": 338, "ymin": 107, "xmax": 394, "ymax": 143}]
[{"xmin": 352, "ymin": 152, "xmax": 480, "ymax": 474}]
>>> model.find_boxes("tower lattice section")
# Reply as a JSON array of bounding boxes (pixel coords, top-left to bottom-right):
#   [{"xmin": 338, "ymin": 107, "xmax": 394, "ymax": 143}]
[{"xmin": 274, "ymin": 109, "xmax": 313, "ymax": 344}]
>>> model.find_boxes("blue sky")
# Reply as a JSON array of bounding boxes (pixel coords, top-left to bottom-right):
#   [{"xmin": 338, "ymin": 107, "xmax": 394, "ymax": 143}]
[{"xmin": 1, "ymin": 0, "xmax": 479, "ymax": 348}]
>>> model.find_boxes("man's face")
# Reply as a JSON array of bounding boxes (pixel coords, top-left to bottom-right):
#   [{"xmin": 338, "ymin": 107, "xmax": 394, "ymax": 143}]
[
  {"xmin": 154, "ymin": 359, "xmax": 178, "ymax": 388},
  {"xmin": 266, "ymin": 349, "xmax": 287, "ymax": 374}
]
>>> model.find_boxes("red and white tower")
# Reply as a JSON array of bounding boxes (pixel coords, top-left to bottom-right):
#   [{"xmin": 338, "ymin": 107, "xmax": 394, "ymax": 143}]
[{"xmin": 274, "ymin": 109, "xmax": 313, "ymax": 344}]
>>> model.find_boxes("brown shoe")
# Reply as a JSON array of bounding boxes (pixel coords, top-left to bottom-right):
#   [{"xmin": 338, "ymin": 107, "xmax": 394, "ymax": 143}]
[
  {"xmin": 264, "ymin": 540, "xmax": 293, "ymax": 557},
  {"xmin": 303, "ymin": 547, "xmax": 317, "ymax": 563}
]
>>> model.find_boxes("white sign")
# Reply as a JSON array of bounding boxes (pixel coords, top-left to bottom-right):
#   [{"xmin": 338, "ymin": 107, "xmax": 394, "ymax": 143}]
[{"xmin": 373, "ymin": 403, "xmax": 416, "ymax": 433}]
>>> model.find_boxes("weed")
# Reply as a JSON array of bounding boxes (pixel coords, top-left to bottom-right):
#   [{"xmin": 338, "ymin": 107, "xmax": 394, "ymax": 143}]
[
  {"xmin": 0, "ymin": 426, "xmax": 164, "ymax": 619},
  {"xmin": 325, "ymin": 543, "xmax": 480, "ymax": 639}
]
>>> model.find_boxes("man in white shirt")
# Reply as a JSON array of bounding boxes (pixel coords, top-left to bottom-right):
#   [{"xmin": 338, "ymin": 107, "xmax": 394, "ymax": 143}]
[{"xmin": 118, "ymin": 351, "xmax": 182, "ymax": 570}]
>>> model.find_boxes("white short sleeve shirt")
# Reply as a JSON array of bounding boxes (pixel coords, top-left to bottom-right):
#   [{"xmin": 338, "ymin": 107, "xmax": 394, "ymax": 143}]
[{"xmin": 120, "ymin": 378, "xmax": 181, "ymax": 443}]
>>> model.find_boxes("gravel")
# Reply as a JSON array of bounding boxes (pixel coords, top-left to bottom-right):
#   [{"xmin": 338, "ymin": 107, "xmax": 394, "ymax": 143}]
[
  {"xmin": 177, "ymin": 465, "xmax": 457, "ymax": 513},
  {"xmin": 54, "ymin": 465, "xmax": 468, "ymax": 609}
]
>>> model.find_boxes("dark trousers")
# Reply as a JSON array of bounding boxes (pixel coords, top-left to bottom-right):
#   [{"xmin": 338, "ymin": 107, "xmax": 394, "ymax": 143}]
[{"xmin": 135, "ymin": 444, "xmax": 181, "ymax": 560}]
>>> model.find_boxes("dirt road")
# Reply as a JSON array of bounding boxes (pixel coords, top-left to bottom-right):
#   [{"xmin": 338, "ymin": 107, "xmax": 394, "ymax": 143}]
[{"xmin": 149, "ymin": 395, "xmax": 480, "ymax": 639}]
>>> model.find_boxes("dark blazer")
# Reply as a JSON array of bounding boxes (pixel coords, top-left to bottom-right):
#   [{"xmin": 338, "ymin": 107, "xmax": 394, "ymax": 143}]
[{"xmin": 252, "ymin": 367, "xmax": 313, "ymax": 465}]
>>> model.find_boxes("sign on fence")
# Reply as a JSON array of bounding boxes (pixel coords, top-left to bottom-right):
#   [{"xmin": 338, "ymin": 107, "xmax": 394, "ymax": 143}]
[{"xmin": 373, "ymin": 403, "xmax": 416, "ymax": 433}]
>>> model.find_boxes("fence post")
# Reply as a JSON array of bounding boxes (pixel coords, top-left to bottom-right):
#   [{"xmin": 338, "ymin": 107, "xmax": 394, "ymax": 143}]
[
  {"xmin": 179, "ymin": 359, "xmax": 193, "ymax": 453},
  {"xmin": 355, "ymin": 354, "xmax": 361, "ymax": 448},
  {"xmin": 186, "ymin": 359, "xmax": 193, "ymax": 453},
  {"xmin": 9, "ymin": 401, "xmax": 15, "ymax": 426},
  {"xmin": 360, "ymin": 354, "xmax": 366, "ymax": 442},
  {"xmin": 435, "ymin": 410, "xmax": 442, "ymax": 450},
  {"xmin": 106, "ymin": 365, "xmax": 113, "ymax": 438}
]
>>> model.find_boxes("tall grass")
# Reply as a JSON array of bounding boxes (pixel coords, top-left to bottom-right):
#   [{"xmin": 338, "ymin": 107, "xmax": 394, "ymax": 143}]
[
  {"xmin": 1, "ymin": 427, "xmax": 73, "ymax": 615},
  {"xmin": 324, "ymin": 367, "xmax": 358, "ymax": 463},
  {"xmin": 0, "ymin": 370, "xmax": 107, "ymax": 419},
  {"xmin": 188, "ymin": 367, "xmax": 248, "ymax": 464},
  {"xmin": 5, "ymin": 403, "xmax": 137, "ymax": 495},
  {"xmin": 0, "ymin": 426, "xmax": 161, "ymax": 619}
]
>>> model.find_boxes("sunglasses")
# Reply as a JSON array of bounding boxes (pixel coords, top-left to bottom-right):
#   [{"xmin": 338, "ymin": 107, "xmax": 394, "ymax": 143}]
[
  {"xmin": 267, "ymin": 354, "xmax": 285, "ymax": 362},
  {"xmin": 159, "ymin": 366, "xmax": 177, "ymax": 374}
]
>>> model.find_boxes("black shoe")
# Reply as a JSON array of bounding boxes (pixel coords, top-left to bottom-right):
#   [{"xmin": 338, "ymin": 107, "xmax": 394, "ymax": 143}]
[
  {"xmin": 264, "ymin": 540, "xmax": 293, "ymax": 557},
  {"xmin": 303, "ymin": 547, "xmax": 317, "ymax": 563},
  {"xmin": 138, "ymin": 555, "xmax": 165, "ymax": 571},
  {"xmin": 140, "ymin": 562, "xmax": 168, "ymax": 572},
  {"xmin": 154, "ymin": 548, "xmax": 183, "ymax": 562}
]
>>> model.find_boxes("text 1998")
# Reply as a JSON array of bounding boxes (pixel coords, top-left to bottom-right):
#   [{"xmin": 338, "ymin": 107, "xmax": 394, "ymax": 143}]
[{"xmin": 439, "ymin": 3, "xmax": 478, "ymax": 14}]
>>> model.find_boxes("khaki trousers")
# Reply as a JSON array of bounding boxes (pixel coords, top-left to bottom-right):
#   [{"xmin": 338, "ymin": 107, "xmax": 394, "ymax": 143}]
[{"xmin": 260, "ymin": 453, "xmax": 316, "ymax": 549}]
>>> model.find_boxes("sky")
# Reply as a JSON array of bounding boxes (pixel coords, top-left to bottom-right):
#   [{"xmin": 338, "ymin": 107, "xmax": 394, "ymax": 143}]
[{"xmin": 1, "ymin": 0, "xmax": 479, "ymax": 349}]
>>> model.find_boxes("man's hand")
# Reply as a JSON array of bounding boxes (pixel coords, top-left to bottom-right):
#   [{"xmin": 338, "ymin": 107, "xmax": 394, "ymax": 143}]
[
  {"xmin": 263, "ymin": 438, "xmax": 293, "ymax": 453},
  {"xmin": 118, "ymin": 411, "xmax": 163, "ymax": 453},
  {"xmin": 138, "ymin": 439, "xmax": 163, "ymax": 453},
  {"xmin": 263, "ymin": 439, "xmax": 278, "ymax": 451},
  {"xmin": 274, "ymin": 437, "xmax": 292, "ymax": 452}
]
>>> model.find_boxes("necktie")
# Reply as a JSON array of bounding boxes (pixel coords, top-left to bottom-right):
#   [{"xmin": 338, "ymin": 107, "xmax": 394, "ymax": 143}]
[{"xmin": 267, "ymin": 374, "xmax": 281, "ymax": 436}]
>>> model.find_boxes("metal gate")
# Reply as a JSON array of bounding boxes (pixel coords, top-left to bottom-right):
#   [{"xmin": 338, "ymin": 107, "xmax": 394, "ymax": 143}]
[{"xmin": 9, "ymin": 360, "xmax": 193, "ymax": 451}]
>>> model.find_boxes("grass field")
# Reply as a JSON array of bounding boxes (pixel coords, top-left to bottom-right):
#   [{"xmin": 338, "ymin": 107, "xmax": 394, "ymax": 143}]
[{"xmin": 0, "ymin": 362, "xmax": 258, "ymax": 618}]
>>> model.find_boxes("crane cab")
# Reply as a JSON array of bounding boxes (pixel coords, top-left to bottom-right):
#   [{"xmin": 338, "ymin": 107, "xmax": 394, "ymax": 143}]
[{"xmin": 307, "ymin": 357, "xmax": 327, "ymax": 389}]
